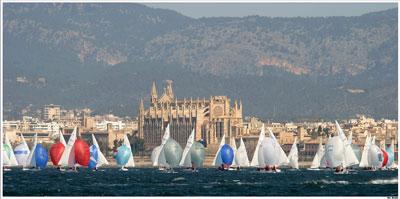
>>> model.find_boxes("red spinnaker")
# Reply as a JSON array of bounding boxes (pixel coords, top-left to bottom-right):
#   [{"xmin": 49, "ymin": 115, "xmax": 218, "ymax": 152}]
[
  {"xmin": 50, "ymin": 142, "xmax": 65, "ymax": 166},
  {"xmin": 74, "ymin": 139, "xmax": 90, "ymax": 166},
  {"xmin": 381, "ymin": 148, "xmax": 388, "ymax": 167}
]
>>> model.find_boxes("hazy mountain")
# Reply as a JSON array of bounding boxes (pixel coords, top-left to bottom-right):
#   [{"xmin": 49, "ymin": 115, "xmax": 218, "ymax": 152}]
[{"xmin": 3, "ymin": 3, "xmax": 398, "ymax": 121}]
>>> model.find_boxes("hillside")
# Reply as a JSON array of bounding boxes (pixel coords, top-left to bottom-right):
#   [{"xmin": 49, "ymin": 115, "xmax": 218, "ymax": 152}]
[{"xmin": 3, "ymin": 3, "xmax": 398, "ymax": 120}]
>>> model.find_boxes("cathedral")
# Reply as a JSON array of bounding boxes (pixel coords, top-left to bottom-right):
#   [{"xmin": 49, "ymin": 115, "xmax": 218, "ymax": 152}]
[{"xmin": 138, "ymin": 80, "xmax": 244, "ymax": 150}]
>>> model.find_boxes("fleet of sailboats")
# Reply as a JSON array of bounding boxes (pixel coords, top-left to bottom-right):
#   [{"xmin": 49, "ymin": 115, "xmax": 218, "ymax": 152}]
[{"xmin": 2, "ymin": 122, "xmax": 397, "ymax": 173}]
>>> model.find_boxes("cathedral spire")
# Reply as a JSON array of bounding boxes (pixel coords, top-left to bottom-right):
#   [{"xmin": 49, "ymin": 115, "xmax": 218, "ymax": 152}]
[
  {"xmin": 234, "ymin": 100, "xmax": 238, "ymax": 111},
  {"xmin": 151, "ymin": 81, "xmax": 158, "ymax": 104},
  {"xmin": 166, "ymin": 80, "xmax": 174, "ymax": 99},
  {"xmin": 139, "ymin": 98, "xmax": 144, "ymax": 112}
]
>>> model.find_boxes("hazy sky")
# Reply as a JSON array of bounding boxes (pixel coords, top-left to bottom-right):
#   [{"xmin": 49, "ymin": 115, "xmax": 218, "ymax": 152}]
[{"xmin": 145, "ymin": 3, "xmax": 397, "ymax": 18}]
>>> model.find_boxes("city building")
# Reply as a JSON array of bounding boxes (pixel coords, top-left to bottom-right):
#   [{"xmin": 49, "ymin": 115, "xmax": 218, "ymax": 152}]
[
  {"xmin": 42, "ymin": 104, "xmax": 61, "ymax": 121},
  {"xmin": 138, "ymin": 80, "xmax": 244, "ymax": 150}
]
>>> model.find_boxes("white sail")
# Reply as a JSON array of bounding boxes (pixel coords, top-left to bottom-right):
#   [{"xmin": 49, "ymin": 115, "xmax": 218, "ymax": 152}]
[
  {"xmin": 25, "ymin": 133, "xmax": 38, "ymax": 168},
  {"xmin": 230, "ymin": 137, "xmax": 238, "ymax": 167},
  {"xmin": 310, "ymin": 138, "xmax": 324, "ymax": 169},
  {"xmin": 60, "ymin": 130, "xmax": 66, "ymax": 146},
  {"xmin": 236, "ymin": 138, "xmax": 250, "ymax": 167},
  {"xmin": 250, "ymin": 124, "xmax": 265, "ymax": 167},
  {"xmin": 325, "ymin": 136, "xmax": 345, "ymax": 168},
  {"xmin": 287, "ymin": 137, "xmax": 299, "ymax": 169},
  {"xmin": 347, "ymin": 131, "xmax": 353, "ymax": 145},
  {"xmin": 14, "ymin": 134, "xmax": 30, "ymax": 166},
  {"xmin": 335, "ymin": 121, "xmax": 359, "ymax": 167},
  {"xmin": 179, "ymin": 129, "xmax": 195, "ymax": 167},
  {"xmin": 359, "ymin": 134, "xmax": 371, "ymax": 168},
  {"xmin": 123, "ymin": 134, "xmax": 135, "ymax": 167},
  {"xmin": 153, "ymin": 124, "xmax": 170, "ymax": 166},
  {"xmin": 60, "ymin": 127, "xmax": 77, "ymax": 167},
  {"xmin": 319, "ymin": 146, "xmax": 327, "ymax": 168},
  {"xmin": 4, "ymin": 133, "xmax": 18, "ymax": 166},
  {"xmin": 268, "ymin": 128, "xmax": 289, "ymax": 165},
  {"xmin": 212, "ymin": 134, "xmax": 225, "ymax": 166},
  {"xmin": 151, "ymin": 146, "xmax": 162, "ymax": 165},
  {"xmin": 92, "ymin": 134, "xmax": 109, "ymax": 167}
]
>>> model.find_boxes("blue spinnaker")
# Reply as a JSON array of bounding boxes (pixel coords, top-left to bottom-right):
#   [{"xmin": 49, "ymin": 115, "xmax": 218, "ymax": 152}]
[
  {"xmin": 88, "ymin": 145, "xmax": 99, "ymax": 169},
  {"xmin": 220, "ymin": 144, "xmax": 234, "ymax": 165},
  {"xmin": 116, "ymin": 145, "xmax": 131, "ymax": 166},
  {"xmin": 35, "ymin": 144, "xmax": 48, "ymax": 169}
]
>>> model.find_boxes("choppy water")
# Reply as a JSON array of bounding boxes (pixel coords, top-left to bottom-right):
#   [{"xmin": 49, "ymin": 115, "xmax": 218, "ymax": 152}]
[{"xmin": 3, "ymin": 168, "xmax": 398, "ymax": 196}]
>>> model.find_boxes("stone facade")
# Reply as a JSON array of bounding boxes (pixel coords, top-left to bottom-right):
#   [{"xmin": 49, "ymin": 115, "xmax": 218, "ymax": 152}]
[{"xmin": 138, "ymin": 80, "xmax": 244, "ymax": 149}]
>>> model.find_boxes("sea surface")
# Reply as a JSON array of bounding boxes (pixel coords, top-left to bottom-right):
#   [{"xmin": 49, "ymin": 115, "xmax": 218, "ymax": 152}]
[{"xmin": 3, "ymin": 168, "xmax": 398, "ymax": 196}]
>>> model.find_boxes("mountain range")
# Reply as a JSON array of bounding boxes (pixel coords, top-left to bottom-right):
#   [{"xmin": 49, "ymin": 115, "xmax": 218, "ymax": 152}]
[{"xmin": 3, "ymin": 3, "xmax": 398, "ymax": 121}]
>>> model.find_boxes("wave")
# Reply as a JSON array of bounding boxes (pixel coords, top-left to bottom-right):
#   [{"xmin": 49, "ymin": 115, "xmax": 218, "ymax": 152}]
[
  {"xmin": 304, "ymin": 180, "xmax": 349, "ymax": 185},
  {"xmin": 367, "ymin": 178, "xmax": 398, "ymax": 185}
]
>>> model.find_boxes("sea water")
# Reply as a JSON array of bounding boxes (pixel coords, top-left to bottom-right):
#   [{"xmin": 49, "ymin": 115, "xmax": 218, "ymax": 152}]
[{"xmin": 3, "ymin": 168, "xmax": 398, "ymax": 196}]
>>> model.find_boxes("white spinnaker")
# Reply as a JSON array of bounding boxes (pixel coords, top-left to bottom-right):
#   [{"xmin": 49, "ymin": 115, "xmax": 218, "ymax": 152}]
[
  {"xmin": 236, "ymin": 138, "xmax": 250, "ymax": 167},
  {"xmin": 230, "ymin": 137, "xmax": 238, "ymax": 167},
  {"xmin": 268, "ymin": 128, "xmax": 289, "ymax": 165},
  {"xmin": 325, "ymin": 136, "xmax": 345, "ymax": 168},
  {"xmin": 359, "ymin": 134, "xmax": 371, "ymax": 168},
  {"xmin": 60, "ymin": 127, "xmax": 77, "ymax": 167},
  {"xmin": 92, "ymin": 134, "xmax": 109, "ymax": 167},
  {"xmin": 335, "ymin": 121, "xmax": 359, "ymax": 167},
  {"xmin": 124, "ymin": 134, "xmax": 135, "ymax": 167},
  {"xmin": 367, "ymin": 136, "xmax": 382, "ymax": 168},
  {"xmin": 310, "ymin": 138, "xmax": 324, "ymax": 169},
  {"xmin": 153, "ymin": 124, "xmax": 170, "ymax": 166},
  {"xmin": 4, "ymin": 133, "xmax": 18, "ymax": 166},
  {"xmin": 212, "ymin": 134, "xmax": 225, "ymax": 166},
  {"xmin": 14, "ymin": 134, "xmax": 30, "ymax": 166},
  {"xmin": 179, "ymin": 129, "xmax": 195, "ymax": 167},
  {"xmin": 287, "ymin": 137, "xmax": 299, "ymax": 169},
  {"xmin": 261, "ymin": 137, "xmax": 279, "ymax": 166},
  {"xmin": 25, "ymin": 133, "xmax": 38, "ymax": 167},
  {"xmin": 250, "ymin": 124, "xmax": 265, "ymax": 167}
]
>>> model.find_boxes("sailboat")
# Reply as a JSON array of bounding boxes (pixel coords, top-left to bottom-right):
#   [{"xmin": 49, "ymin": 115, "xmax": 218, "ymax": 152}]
[
  {"xmin": 308, "ymin": 137, "xmax": 326, "ymax": 170},
  {"xmin": 179, "ymin": 129, "xmax": 195, "ymax": 169},
  {"xmin": 90, "ymin": 134, "xmax": 109, "ymax": 170},
  {"xmin": 50, "ymin": 130, "xmax": 66, "ymax": 169},
  {"xmin": 152, "ymin": 124, "xmax": 170, "ymax": 170},
  {"xmin": 325, "ymin": 134, "xmax": 345, "ymax": 173},
  {"xmin": 60, "ymin": 127, "xmax": 77, "ymax": 170},
  {"xmin": 250, "ymin": 124, "xmax": 266, "ymax": 168},
  {"xmin": 335, "ymin": 121, "xmax": 359, "ymax": 170},
  {"xmin": 287, "ymin": 137, "xmax": 299, "ymax": 169},
  {"xmin": 14, "ymin": 133, "xmax": 30, "ymax": 166},
  {"xmin": 24, "ymin": 133, "xmax": 38, "ymax": 170},
  {"xmin": 368, "ymin": 136, "xmax": 388, "ymax": 170},
  {"xmin": 386, "ymin": 139, "xmax": 397, "ymax": 170},
  {"xmin": 3, "ymin": 146, "xmax": 11, "ymax": 171},
  {"xmin": 212, "ymin": 134, "xmax": 226, "ymax": 167},
  {"xmin": 268, "ymin": 128, "xmax": 289, "ymax": 168},
  {"xmin": 236, "ymin": 137, "xmax": 250, "ymax": 168},
  {"xmin": 121, "ymin": 134, "xmax": 135, "ymax": 170},
  {"xmin": 259, "ymin": 136, "xmax": 280, "ymax": 172},
  {"xmin": 3, "ymin": 133, "xmax": 18, "ymax": 169},
  {"xmin": 359, "ymin": 133, "xmax": 371, "ymax": 169}
]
